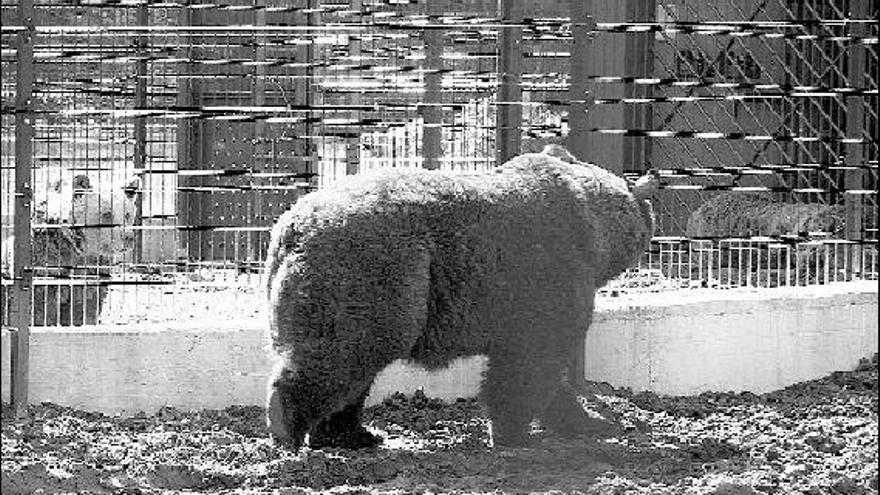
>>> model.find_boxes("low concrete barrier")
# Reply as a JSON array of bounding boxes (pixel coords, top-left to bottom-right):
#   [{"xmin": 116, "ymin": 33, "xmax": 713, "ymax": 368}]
[{"xmin": 2, "ymin": 282, "xmax": 877, "ymax": 415}]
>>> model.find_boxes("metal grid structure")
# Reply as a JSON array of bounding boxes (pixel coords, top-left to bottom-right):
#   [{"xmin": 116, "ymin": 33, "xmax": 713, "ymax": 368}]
[
  {"xmin": 623, "ymin": 0, "xmax": 879, "ymax": 291},
  {"xmin": 0, "ymin": 3, "xmax": 877, "ymax": 329},
  {"xmin": 647, "ymin": 0, "xmax": 878, "ymax": 234}
]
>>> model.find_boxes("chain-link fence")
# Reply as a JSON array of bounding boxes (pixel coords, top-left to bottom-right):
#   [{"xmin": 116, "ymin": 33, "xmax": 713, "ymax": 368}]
[{"xmin": 1, "ymin": 0, "xmax": 877, "ymax": 330}]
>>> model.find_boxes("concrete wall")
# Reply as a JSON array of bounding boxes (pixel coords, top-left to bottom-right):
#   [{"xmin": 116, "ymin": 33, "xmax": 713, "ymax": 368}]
[{"xmin": 1, "ymin": 282, "xmax": 877, "ymax": 415}]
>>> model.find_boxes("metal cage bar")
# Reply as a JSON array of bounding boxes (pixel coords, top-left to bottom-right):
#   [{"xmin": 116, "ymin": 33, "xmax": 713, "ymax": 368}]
[{"xmin": 11, "ymin": 0, "xmax": 35, "ymax": 418}]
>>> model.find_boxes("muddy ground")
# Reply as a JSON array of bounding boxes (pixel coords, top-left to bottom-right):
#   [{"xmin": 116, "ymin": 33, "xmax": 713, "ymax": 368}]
[{"xmin": 2, "ymin": 355, "xmax": 876, "ymax": 495}]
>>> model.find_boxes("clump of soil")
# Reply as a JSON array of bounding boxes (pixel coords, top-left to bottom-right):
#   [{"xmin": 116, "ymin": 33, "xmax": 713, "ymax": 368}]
[{"xmin": 2, "ymin": 355, "xmax": 877, "ymax": 494}]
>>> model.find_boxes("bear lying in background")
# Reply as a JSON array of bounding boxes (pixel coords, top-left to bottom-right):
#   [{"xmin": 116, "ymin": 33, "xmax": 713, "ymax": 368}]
[
  {"xmin": 264, "ymin": 145, "xmax": 657, "ymax": 450},
  {"xmin": 684, "ymin": 192, "xmax": 867, "ymax": 285},
  {"xmin": 685, "ymin": 192, "xmax": 845, "ymax": 239}
]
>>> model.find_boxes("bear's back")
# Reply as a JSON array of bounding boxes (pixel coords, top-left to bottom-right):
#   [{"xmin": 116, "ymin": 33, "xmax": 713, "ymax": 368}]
[{"xmin": 285, "ymin": 160, "xmax": 586, "ymax": 238}]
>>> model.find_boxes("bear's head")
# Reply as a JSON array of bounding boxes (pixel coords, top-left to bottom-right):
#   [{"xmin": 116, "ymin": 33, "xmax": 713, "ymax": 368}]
[
  {"xmin": 538, "ymin": 145, "xmax": 657, "ymax": 285},
  {"xmin": 70, "ymin": 173, "xmax": 140, "ymax": 266}
]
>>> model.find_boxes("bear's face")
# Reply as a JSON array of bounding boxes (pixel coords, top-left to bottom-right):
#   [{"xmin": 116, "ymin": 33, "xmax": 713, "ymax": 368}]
[
  {"xmin": 603, "ymin": 171, "xmax": 657, "ymax": 283},
  {"xmin": 70, "ymin": 174, "xmax": 140, "ymax": 264}
]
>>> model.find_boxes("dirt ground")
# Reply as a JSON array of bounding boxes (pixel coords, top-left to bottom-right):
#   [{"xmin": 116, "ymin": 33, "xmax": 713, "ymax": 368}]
[{"xmin": 1, "ymin": 354, "xmax": 876, "ymax": 495}]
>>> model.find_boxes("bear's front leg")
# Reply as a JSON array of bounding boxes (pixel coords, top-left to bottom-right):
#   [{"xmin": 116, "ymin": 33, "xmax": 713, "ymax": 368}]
[
  {"xmin": 483, "ymin": 340, "xmax": 568, "ymax": 447},
  {"xmin": 267, "ymin": 356, "xmax": 382, "ymax": 451},
  {"xmin": 267, "ymin": 375, "xmax": 311, "ymax": 451},
  {"xmin": 309, "ymin": 390, "xmax": 381, "ymax": 449},
  {"xmin": 266, "ymin": 239, "xmax": 432, "ymax": 451},
  {"xmin": 541, "ymin": 381, "xmax": 623, "ymax": 439}
]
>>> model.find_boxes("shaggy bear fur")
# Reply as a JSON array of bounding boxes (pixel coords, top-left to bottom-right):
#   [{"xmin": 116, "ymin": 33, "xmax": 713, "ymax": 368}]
[{"xmin": 264, "ymin": 146, "xmax": 656, "ymax": 450}]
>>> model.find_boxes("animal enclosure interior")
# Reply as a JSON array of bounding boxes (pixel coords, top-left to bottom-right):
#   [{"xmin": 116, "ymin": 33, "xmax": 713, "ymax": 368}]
[{"xmin": 1, "ymin": 1, "xmax": 878, "ymax": 494}]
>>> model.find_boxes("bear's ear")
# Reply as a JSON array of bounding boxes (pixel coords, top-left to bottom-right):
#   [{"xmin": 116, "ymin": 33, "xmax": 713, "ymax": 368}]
[
  {"xmin": 631, "ymin": 170, "xmax": 660, "ymax": 201},
  {"xmin": 73, "ymin": 175, "xmax": 92, "ymax": 199},
  {"xmin": 637, "ymin": 197, "xmax": 656, "ymax": 237},
  {"xmin": 123, "ymin": 176, "xmax": 140, "ymax": 200}
]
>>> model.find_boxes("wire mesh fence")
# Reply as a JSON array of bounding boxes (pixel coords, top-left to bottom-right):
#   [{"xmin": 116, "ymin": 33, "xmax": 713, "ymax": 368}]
[{"xmin": 1, "ymin": 0, "xmax": 877, "ymax": 328}]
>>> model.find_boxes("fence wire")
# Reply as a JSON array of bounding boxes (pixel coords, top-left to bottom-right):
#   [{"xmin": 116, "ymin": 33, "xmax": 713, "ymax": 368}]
[{"xmin": 1, "ymin": 0, "xmax": 877, "ymax": 327}]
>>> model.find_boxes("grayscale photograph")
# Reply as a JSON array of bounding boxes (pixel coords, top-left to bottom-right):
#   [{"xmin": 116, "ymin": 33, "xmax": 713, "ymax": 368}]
[{"xmin": 0, "ymin": 0, "xmax": 877, "ymax": 493}]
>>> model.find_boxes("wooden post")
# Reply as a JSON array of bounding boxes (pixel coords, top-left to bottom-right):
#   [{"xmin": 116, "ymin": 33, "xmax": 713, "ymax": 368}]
[
  {"xmin": 844, "ymin": 1, "xmax": 868, "ymax": 278},
  {"xmin": 567, "ymin": 0, "xmax": 594, "ymax": 164},
  {"xmin": 496, "ymin": 0, "xmax": 523, "ymax": 166},
  {"xmin": 133, "ymin": 3, "xmax": 148, "ymax": 264},
  {"xmin": 12, "ymin": 0, "xmax": 35, "ymax": 418},
  {"xmin": 421, "ymin": 1, "xmax": 443, "ymax": 170}
]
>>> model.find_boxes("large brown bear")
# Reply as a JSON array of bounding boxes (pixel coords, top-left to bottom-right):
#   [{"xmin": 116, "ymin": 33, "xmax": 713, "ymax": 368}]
[{"xmin": 264, "ymin": 146, "xmax": 656, "ymax": 450}]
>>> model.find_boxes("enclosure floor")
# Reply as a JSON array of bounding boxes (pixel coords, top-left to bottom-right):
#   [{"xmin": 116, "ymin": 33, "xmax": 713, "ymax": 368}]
[{"xmin": 1, "ymin": 356, "xmax": 877, "ymax": 494}]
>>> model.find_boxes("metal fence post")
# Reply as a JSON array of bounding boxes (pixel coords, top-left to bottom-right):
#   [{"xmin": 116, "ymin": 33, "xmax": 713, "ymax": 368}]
[
  {"xmin": 566, "ymin": 0, "xmax": 594, "ymax": 389},
  {"xmin": 12, "ymin": 0, "xmax": 35, "ymax": 418},
  {"xmin": 624, "ymin": 0, "xmax": 655, "ymax": 173},
  {"xmin": 567, "ymin": 0, "xmax": 594, "ymax": 164},
  {"xmin": 421, "ymin": 1, "xmax": 443, "ymax": 170},
  {"xmin": 251, "ymin": 0, "xmax": 266, "ymax": 264},
  {"xmin": 346, "ymin": 0, "xmax": 363, "ymax": 176},
  {"xmin": 293, "ymin": 0, "xmax": 315, "ymax": 186},
  {"xmin": 496, "ymin": 0, "xmax": 523, "ymax": 166},
  {"xmin": 178, "ymin": 1, "xmax": 207, "ymax": 261},
  {"xmin": 133, "ymin": 3, "xmax": 148, "ymax": 264},
  {"xmin": 844, "ymin": 1, "xmax": 868, "ymax": 278}
]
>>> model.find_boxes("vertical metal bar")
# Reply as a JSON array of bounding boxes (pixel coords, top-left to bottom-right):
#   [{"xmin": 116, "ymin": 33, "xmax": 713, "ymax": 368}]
[
  {"xmin": 496, "ymin": 0, "xmax": 523, "ymax": 165},
  {"xmin": 293, "ymin": 0, "xmax": 314, "ymax": 186},
  {"xmin": 638, "ymin": 0, "xmax": 655, "ymax": 171},
  {"xmin": 844, "ymin": 0, "xmax": 867, "ymax": 278},
  {"xmin": 12, "ymin": 0, "xmax": 35, "ymax": 418},
  {"xmin": 567, "ymin": 0, "xmax": 593, "ymax": 163},
  {"xmin": 566, "ymin": 0, "xmax": 594, "ymax": 389},
  {"xmin": 133, "ymin": 3, "xmax": 148, "ymax": 264},
  {"xmin": 421, "ymin": 2, "xmax": 443, "ymax": 170},
  {"xmin": 178, "ymin": 1, "xmax": 199, "ymax": 261},
  {"xmin": 622, "ymin": 0, "xmax": 636, "ymax": 170},
  {"xmin": 346, "ymin": 0, "xmax": 363, "ymax": 176},
  {"xmin": 251, "ymin": 0, "xmax": 266, "ymax": 264}
]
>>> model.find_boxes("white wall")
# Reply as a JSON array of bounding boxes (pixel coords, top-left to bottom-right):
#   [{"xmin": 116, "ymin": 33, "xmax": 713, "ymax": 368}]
[{"xmin": 1, "ymin": 282, "xmax": 877, "ymax": 415}]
